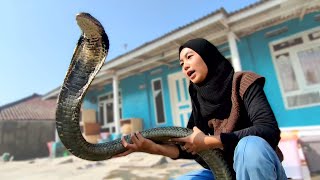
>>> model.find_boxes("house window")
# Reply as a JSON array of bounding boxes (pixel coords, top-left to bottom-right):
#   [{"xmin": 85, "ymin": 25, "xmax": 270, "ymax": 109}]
[
  {"xmin": 152, "ymin": 78, "xmax": 166, "ymax": 124},
  {"xmin": 98, "ymin": 91, "xmax": 122, "ymax": 133},
  {"xmin": 270, "ymin": 27, "xmax": 320, "ymax": 109}
]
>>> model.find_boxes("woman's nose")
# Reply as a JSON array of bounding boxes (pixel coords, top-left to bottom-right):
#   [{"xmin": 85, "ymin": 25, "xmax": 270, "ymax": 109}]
[{"xmin": 184, "ymin": 63, "xmax": 190, "ymax": 71}]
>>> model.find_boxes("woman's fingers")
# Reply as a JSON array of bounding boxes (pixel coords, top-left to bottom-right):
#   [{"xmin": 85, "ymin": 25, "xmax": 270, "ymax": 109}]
[
  {"xmin": 186, "ymin": 148, "xmax": 193, "ymax": 153},
  {"xmin": 182, "ymin": 143, "xmax": 197, "ymax": 154},
  {"xmin": 182, "ymin": 144, "xmax": 190, "ymax": 151},
  {"xmin": 112, "ymin": 149, "xmax": 133, "ymax": 158},
  {"xmin": 121, "ymin": 136, "xmax": 129, "ymax": 147},
  {"xmin": 193, "ymin": 126, "xmax": 200, "ymax": 132},
  {"xmin": 122, "ymin": 136, "xmax": 136, "ymax": 150},
  {"xmin": 131, "ymin": 132, "xmax": 138, "ymax": 143},
  {"xmin": 131, "ymin": 132, "xmax": 142, "ymax": 147},
  {"xmin": 135, "ymin": 132, "xmax": 144, "ymax": 140},
  {"xmin": 120, "ymin": 132, "xmax": 157, "ymax": 154},
  {"xmin": 181, "ymin": 143, "xmax": 197, "ymax": 154},
  {"xmin": 170, "ymin": 136, "xmax": 189, "ymax": 143}
]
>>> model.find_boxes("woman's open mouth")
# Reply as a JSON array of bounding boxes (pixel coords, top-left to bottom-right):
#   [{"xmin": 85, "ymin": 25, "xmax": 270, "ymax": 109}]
[
  {"xmin": 187, "ymin": 70, "xmax": 196, "ymax": 79},
  {"xmin": 187, "ymin": 70, "xmax": 195, "ymax": 77}
]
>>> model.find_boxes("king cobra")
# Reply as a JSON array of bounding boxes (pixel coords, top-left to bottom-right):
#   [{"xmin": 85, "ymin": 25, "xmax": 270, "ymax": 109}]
[{"xmin": 56, "ymin": 12, "xmax": 232, "ymax": 180}]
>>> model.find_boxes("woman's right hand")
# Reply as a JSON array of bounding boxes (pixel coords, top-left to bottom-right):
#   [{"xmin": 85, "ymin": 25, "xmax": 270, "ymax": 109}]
[{"xmin": 112, "ymin": 131, "xmax": 158, "ymax": 158}]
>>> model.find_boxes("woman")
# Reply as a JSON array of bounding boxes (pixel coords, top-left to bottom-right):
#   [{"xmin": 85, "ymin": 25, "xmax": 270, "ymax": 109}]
[{"xmin": 115, "ymin": 38, "xmax": 287, "ymax": 180}]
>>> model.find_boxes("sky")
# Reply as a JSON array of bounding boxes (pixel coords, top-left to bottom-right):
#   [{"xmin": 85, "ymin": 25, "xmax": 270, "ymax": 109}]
[{"xmin": 0, "ymin": 0, "xmax": 259, "ymax": 106}]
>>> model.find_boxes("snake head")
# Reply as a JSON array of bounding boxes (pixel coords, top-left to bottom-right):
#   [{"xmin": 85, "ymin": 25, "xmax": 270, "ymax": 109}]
[{"xmin": 76, "ymin": 12, "xmax": 109, "ymax": 49}]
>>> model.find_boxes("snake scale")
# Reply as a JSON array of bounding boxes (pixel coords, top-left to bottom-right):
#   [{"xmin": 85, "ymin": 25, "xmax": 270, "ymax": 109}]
[{"xmin": 56, "ymin": 12, "xmax": 232, "ymax": 180}]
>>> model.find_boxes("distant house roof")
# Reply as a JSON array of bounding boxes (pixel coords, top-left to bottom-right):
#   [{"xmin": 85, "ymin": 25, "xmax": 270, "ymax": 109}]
[{"xmin": 0, "ymin": 94, "xmax": 57, "ymax": 120}]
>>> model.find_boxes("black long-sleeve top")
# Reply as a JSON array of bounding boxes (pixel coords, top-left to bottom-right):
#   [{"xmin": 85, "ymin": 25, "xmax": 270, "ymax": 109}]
[{"xmin": 176, "ymin": 82, "xmax": 281, "ymax": 174}]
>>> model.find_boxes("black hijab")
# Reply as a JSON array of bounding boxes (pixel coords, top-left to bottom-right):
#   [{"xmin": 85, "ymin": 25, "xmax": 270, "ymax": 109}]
[{"xmin": 179, "ymin": 38, "xmax": 234, "ymax": 133}]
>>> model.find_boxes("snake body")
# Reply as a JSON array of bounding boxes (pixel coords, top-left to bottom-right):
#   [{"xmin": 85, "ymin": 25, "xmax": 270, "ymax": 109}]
[{"xmin": 56, "ymin": 13, "xmax": 232, "ymax": 179}]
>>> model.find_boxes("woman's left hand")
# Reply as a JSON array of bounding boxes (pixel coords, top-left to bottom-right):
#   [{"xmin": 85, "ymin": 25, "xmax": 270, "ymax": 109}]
[{"xmin": 170, "ymin": 126, "xmax": 209, "ymax": 155}]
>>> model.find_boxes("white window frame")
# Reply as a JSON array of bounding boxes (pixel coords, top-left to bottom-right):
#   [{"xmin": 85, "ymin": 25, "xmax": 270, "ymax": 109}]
[
  {"xmin": 98, "ymin": 91, "xmax": 122, "ymax": 133},
  {"xmin": 151, "ymin": 78, "xmax": 167, "ymax": 125},
  {"xmin": 270, "ymin": 27, "xmax": 320, "ymax": 109}
]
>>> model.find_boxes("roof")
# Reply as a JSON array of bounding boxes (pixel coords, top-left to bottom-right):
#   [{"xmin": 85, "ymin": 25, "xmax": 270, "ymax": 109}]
[
  {"xmin": 45, "ymin": 0, "xmax": 320, "ymax": 97},
  {"xmin": 0, "ymin": 94, "xmax": 57, "ymax": 121},
  {"xmin": 101, "ymin": 0, "xmax": 268, "ymax": 66},
  {"xmin": 42, "ymin": 86, "xmax": 61, "ymax": 100},
  {"xmin": 102, "ymin": 0, "xmax": 268, "ymax": 63},
  {"xmin": 92, "ymin": 0, "xmax": 320, "ymax": 82}
]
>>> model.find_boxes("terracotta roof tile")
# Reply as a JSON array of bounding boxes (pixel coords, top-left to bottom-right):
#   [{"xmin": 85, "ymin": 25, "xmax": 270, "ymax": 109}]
[{"xmin": 0, "ymin": 94, "xmax": 57, "ymax": 120}]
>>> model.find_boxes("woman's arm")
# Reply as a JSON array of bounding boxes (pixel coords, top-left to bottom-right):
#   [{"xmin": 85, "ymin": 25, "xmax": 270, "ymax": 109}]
[
  {"xmin": 170, "ymin": 126, "xmax": 223, "ymax": 155},
  {"xmin": 153, "ymin": 143, "xmax": 180, "ymax": 159},
  {"xmin": 220, "ymin": 82, "xmax": 281, "ymax": 150},
  {"xmin": 113, "ymin": 131, "xmax": 180, "ymax": 159}
]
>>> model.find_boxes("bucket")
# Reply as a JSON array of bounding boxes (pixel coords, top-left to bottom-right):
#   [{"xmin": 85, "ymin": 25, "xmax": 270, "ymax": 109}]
[
  {"xmin": 278, "ymin": 131, "xmax": 303, "ymax": 179},
  {"xmin": 1, "ymin": 152, "xmax": 10, "ymax": 162}
]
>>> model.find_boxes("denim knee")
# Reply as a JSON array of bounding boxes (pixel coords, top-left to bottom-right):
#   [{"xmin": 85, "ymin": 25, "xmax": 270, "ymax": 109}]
[
  {"xmin": 233, "ymin": 136, "xmax": 287, "ymax": 180},
  {"xmin": 173, "ymin": 169, "xmax": 214, "ymax": 180},
  {"xmin": 234, "ymin": 136, "xmax": 272, "ymax": 168}
]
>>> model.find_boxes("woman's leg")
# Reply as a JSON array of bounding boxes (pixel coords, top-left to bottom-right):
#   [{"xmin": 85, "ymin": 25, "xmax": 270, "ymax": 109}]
[
  {"xmin": 233, "ymin": 136, "xmax": 287, "ymax": 180},
  {"xmin": 174, "ymin": 169, "xmax": 214, "ymax": 180}
]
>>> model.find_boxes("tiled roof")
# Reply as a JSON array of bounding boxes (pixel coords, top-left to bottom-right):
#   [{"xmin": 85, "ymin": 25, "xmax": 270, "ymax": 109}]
[{"xmin": 0, "ymin": 94, "xmax": 57, "ymax": 120}]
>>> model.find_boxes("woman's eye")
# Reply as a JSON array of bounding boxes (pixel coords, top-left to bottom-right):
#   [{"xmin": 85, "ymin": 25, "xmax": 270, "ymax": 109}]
[
  {"xmin": 180, "ymin": 63, "xmax": 184, "ymax": 67},
  {"xmin": 187, "ymin": 55, "xmax": 192, "ymax": 59}
]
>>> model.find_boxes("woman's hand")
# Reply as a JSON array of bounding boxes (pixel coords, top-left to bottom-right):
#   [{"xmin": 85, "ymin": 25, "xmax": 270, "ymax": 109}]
[
  {"xmin": 170, "ymin": 126, "xmax": 221, "ymax": 155},
  {"xmin": 112, "ymin": 131, "xmax": 158, "ymax": 158}
]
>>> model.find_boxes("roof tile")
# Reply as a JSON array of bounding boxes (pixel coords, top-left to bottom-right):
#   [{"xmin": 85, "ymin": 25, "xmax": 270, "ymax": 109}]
[{"xmin": 0, "ymin": 94, "xmax": 57, "ymax": 120}]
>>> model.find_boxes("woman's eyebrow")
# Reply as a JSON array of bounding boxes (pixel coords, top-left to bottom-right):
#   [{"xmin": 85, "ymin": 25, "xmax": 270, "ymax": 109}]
[
  {"xmin": 184, "ymin": 51, "xmax": 192, "ymax": 58},
  {"xmin": 180, "ymin": 50, "xmax": 192, "ymax": 61}
]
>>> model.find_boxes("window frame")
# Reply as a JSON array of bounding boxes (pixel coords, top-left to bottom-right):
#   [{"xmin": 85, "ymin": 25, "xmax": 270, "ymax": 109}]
[
  {"xmin": 151, "ymin": 78, "xmax": 167, "ymax": 125},
  {"xmin": 97, "ymin": 90, "xmax": 122, "ymax": 133},
  {"xmin": 269, "ymin": 27, "xmax": 320, "ymax": 109}
]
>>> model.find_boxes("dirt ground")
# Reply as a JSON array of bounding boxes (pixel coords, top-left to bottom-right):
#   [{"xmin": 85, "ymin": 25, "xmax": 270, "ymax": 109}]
[
  {"xmin": 0, "ymin": 153, "xmax": 203, "ymax": 180},
  {"xmin": 1, "ymin": 152, "xmax": 318, "ymax": 180}
]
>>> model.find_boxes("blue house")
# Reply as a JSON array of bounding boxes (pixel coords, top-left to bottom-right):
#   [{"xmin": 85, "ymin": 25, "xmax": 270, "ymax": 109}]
[
  {"xmin": 53, "ymin": 0, "xmax": 319, "ymax": 134},
  {"xmin": 44, "ymin": 0, "xmax": 320, "ymax": 178},
  {"xmin": 46, "ymin": 0, "xmax": 320, "ymax": 135}
]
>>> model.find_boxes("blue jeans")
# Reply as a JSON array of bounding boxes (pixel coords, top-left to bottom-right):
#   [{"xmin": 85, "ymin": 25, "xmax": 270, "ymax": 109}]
[{"xmin": 174, "ymin": 136, "xmax": 287, "ymax": 180}]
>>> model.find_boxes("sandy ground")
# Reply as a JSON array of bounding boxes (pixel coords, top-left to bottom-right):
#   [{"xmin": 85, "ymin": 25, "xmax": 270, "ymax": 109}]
[
  {"xmin": 0, "ymin": 153, "xmax": 203, "ymax": 180},
  {"xmin": 1, "ymin": 153, "xmax": 318, "ymax": 180}
]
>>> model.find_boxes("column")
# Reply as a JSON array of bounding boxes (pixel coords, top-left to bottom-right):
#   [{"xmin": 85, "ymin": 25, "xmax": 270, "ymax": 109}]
[
  {"xmin": 228, "ymin": 32, "xmax": 242, "ymax": 72},
  {"xmin": 113, "ymin": 74, "xmax": 121, "ymax": 134}
]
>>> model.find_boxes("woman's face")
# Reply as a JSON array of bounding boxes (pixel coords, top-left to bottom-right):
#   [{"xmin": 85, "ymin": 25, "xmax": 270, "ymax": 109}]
[{"xmin": 179, "ymin": 47, "xmax": 208, "ymax": 84}]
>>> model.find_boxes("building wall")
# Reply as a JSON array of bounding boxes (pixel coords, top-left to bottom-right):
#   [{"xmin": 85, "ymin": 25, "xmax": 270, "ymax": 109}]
[
  {"xmin": 145, "ymin": 64, "xmax": 181, "ymax": 128},
  {"xmin": 82, "ymin": 44, "xmax": 240, "ymax": 130},
  {"xmin": 121, "ymin": 73, "xmax": 152, "ymax": 129},
  {"xmin": 83, "ymin": 12, "xmax": 320, "ymax": 130},
  {"xmin": 83, "ymin": 85, "xmax": 113, "ymax": 123},
  {"xmin": 238, "ymin": 12, "xmax": 320, "ymax": 127},
  {"xmin": 83, "ymin": 89, "xmax": 100, "ymax": 110},
  {"xmin": 0, "ymin": 120, "xmax": 55, "ymax": 160}
]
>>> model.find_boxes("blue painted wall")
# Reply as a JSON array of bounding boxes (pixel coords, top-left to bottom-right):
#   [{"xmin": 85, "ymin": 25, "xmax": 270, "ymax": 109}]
[
  {"xmin": 83, "ymin": 63, "xmax": 182, "ymax": 130},
  {"xmin": 120, "ymin": 73, "xmax": 152, "ymax": 129},
  {"xmin": 145, "ymin": 64, "xmax": 181, "ymax": 128},
  {"xmin": 121, "ymin": 63, "xmax": 182, "ymax": 129},
  {"xmin": 83, "ymin": 45, "xmax": 254, "ymax": 130},
  {"xmin": 84, "ymin": 12, "xmax": 320, "ymax": 130},
  {"xmin": 83, "ymin": 84, "xmax": 113, "ymax": 116},
  {"xmin": 238, "ymin": 12, "xmax": 320, "ymax": 127}
]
